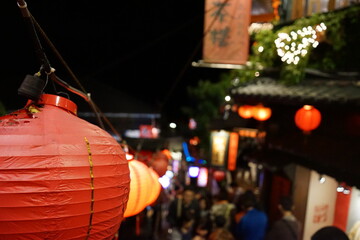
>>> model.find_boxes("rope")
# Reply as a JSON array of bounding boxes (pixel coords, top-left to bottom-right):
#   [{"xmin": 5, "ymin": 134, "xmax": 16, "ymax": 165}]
[
  {"xmin": 31, "ymin": 16, "xmax": 88, "ymax": 94},
  {"xmin": 15, "ymin": 0, "xmax": 127, "ymax": 140}
]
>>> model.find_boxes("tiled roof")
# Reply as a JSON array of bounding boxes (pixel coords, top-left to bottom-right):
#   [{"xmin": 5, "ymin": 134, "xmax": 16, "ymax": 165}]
[{"xmin": 231, "ymin": 78, "xmax": 360, "ymax": 106}]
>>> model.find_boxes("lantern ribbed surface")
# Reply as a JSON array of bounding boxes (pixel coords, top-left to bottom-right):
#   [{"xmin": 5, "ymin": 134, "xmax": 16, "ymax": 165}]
[
  {"xmin": 0, "ymin": 94, "xmax": 130, "ymax": 240},
  {"xmin": 124, "ymin": 159, "xmax": 155, "ymax": 217},
  {"xmin": 147, "ymin": 168, "xmax": 161, "ymax": 206}
]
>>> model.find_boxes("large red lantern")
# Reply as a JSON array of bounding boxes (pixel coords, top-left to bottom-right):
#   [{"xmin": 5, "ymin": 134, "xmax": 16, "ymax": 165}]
[
  {"xmin": 0, "ymin": 94, "xmax": 130, "ymax": 239},
  {"xmin": 252, "ymin": 104, "xmax": 272, "ymax": 121},
  {"xmin": 124, "ymin": 160, "xmax": 161, "ymax": 217},
  {"xmin": 295, "ymin": 105, "xmax": 322, "ymax": 132},
  {"xmin": 238, "ymin": 105, "xmax": 253, "ymax": 119}
]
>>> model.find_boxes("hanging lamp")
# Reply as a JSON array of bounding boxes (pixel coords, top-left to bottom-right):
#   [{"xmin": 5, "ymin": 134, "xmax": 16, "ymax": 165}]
[
  {"xmin": 124, "ymin": 159, "xmax": 161, "ymax": 217},
  {"xmin": 0, "ymin": 94, "xmax": 130, "ymax": 239},
  {"xmin": 295, "ymin": 105, "xmax": 322, "ymax": 133},
  {"xmin": 148, "ymin": 152, "xmax": 169, "ymax": 177},
  {"xmin": 238, "ymin": 105, "xmax": 254, "ymax": 119},
  {"xmin": 252, "ymin": 104, "xmax": 272, "ymax": 121}
]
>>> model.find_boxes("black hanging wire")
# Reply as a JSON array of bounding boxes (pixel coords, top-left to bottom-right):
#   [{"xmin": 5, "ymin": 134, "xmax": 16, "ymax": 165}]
[
  {"xmin": 16, "ymin": 0, "xmax": 51, "ymax": 73},
  {"xmin": 31, "ymin": 12, "xmax": 126, "ymax": 143},
  {"xmin": 16, "ymin": 0, "xmax": 106, "ymax": 129},
  {"xmin": 16, "ymin": 0, "xmax": 126, "ymax": 142}
]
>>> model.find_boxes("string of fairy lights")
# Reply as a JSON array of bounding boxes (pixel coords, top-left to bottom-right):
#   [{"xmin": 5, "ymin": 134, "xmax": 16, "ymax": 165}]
[{"xmin": 272, "ymin": 22, "xmax": 327, "ymax": 65}]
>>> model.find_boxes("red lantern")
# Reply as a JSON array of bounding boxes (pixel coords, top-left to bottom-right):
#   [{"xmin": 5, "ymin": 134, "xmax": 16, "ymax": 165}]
[
  {"xmin": 149, "ymin": 152, "xmax": 169, "ymax": 177},
  {"xmin": 238, "ymin": 105, "xmax": 253, "ymax": 119},
  {"xmin": 124, "ymin": 160, "xmax": 161, "ymax": 217},
  {"xmin": 149, "ymin": 159, "xmax": 168, "ymax": 177},
  {"xmin": 231, "ymin": 104, "xmax": 238, "ymax": 112},
  {"xmin": 161, "ymin": 149, "xmax": 172, "ymax": 160},
  {"xmin": 252, "ymin": 104, "xmax": 272, "ymax": 121},
  {"xmin": 213, "ymin": 170, "xmax": 226, "ymax": 182},
  {"xmin": 295, "ymin": 105, "xmax": 322, "ymax": 132},
  {"xmin": 147, "ymin": 168, "xmax": 161, "ymax": 206},
  {"xmin": 0, "ymin": 94, "xmax": 130, "ymax": 239}
]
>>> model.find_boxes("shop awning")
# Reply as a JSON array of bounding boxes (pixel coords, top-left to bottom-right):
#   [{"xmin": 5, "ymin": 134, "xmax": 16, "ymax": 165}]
[
  {"xmin": 231, "ymin": 77, "xmax": 360, "ymax": 107},
  {"xmin": 229, "ymin": 76, "xmax": 360, "ymax": 188}
]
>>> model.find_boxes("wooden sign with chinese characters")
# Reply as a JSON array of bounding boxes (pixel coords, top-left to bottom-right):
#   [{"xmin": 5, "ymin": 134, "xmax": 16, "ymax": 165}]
[{"xmin": 203, "ymin": 0, "xmax": 252, "ymax": 64}]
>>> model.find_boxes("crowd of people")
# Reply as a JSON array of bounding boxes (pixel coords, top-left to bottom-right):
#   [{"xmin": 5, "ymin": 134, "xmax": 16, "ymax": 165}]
[
  {"xmin": 118, "ymin": 180, "xmax": 351, "ymax": 240},
  {"xmin": 164, "ymin": 185, "xmax": 349, "ymax": 240}
]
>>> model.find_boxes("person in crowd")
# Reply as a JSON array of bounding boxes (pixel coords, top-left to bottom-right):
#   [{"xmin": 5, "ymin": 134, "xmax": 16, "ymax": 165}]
[
  {"xmin": 234, "ymin": 190, "xmax": 247, "ymax": 226},
  {"xmin": 192, "ymin": 220, "xmax": 212, "ymax": 240},
  {"xmin": 311, "ymin": 226, "xmax": 350, "ymax": 240},
  {"xmin": 193, "ymin": 196, "xmax": 212, "ymax": 240},
  {"xmin": 198, "ymin": 196, "xmax": 212, "ymax": 225},
  {"xmin": 234, "ymin": 190, "xmax": 268, "ymax": 240},
  {"xmin": 191, "ymin": 196, "xmax": 212, "ymax": 240},
  {"xmin": 210, "ymin": 188, "xmax": 236, "ymax": 233},
  {"xmin": 228, "ymin": 182, "xmax": 245, "ymax": 205},
  {"xmin": 180, "ymin": 210, "xmax": 196, "ymax": 240},
  {"xmin": 208, "ymin": 215, "xmax": 235, "ymax": 240},
  {"xmin": 167, "ymin": 186, "xmax": 200, "ymax": 240},
  {"xmin": 266, "ymin": 196, "xmax": 301, "ymax": 240}
]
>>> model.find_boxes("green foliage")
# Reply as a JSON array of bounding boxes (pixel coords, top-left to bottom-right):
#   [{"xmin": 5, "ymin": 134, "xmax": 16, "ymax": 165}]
[
  {"xmin": 280, "ymin": 60, "xmax": 307, "ymax": 84},
  {"xmin": 236, "ymin": 5, "xmax": 360, "ymax": 85},
  {"xmin": 182, "ymin": 76, "xmax": 232, "ymax": 152},
  {"xmin": 182, "ymin": 5, "xmax": 360, "ymax": 155},
  {"xmin": 228, "ymin": 62, "xmax": 263, "ymax": 84},
  {"xmin": 252, "ymin": 29, "xmax": 278, "ymax": 67}
]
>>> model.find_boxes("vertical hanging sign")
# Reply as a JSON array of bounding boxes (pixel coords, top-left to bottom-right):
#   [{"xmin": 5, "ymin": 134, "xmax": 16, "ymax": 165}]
[
  {"xmin": 227, "ymin": 132, "xmax": 239, "ymax": 171},
  {"xmin": 210, "ymin": 130, "xmax": 230, "ymax": 167},
  {"xmin": 203, "ymin": 0, "xmax": 252, "ymax": 65}
]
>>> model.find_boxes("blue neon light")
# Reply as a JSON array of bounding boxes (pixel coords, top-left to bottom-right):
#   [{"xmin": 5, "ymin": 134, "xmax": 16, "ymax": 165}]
[{"xmin": 182, "ymin": 142, "xmax": 195, "ymax": 162}]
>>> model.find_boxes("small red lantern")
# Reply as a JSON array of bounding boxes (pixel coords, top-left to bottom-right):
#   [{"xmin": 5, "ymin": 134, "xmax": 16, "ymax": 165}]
[
  {"xmin": 149, "ymin": 152, "xmax": 169, "ymax": 177},
  {"xmin": 238, "ymin": 105, "xmax": 253, "ymax": 119},
  {"xmin": 150, "ymin": 159, "xmax": 168, "ymax": 177},
  {"xmin": 295, "ymin": 105, "xmax": 322, "ymax": 133},
  {"xmin": 213, "ymin": 170, "xmax": 226, "ymax": 182},
  {"xmin": 231, "ymin": 104, "xmax": 238, "ymax": 112},
  {"xmin": 161, "ymin": 149, "xmax": 172, "ymax": 160},
  {"xmin": 0, "ymin": 94, "xmax": 130, "ymax": 239},
  {"xmin": 252, "ymin": 104, "xmax": 272, "ymax": 121}
]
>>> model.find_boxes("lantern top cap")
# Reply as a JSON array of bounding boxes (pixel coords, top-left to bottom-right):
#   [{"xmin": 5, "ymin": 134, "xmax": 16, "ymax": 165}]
[
  {"xmin": 34, "ymin": 94, "xmax": 78, "ymax": 115},
  {"xmin": 303, "ymin": 105, "xmax": 314, "ymax": 110}
]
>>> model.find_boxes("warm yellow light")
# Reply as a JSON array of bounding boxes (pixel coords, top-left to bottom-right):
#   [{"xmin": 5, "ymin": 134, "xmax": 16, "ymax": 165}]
[
  {"xmin": 303, "ymin": 105, "xmax": 313, "ymax": 110},
  {"xmin": 253, "ymin": 105, "xmax": 272, "ymax": 121}
]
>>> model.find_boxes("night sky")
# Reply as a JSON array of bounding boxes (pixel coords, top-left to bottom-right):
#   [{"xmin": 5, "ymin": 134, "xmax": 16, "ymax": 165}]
[{"xmin": 1, "ymin": 0, "xmax": 224, "ymax": 121}]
